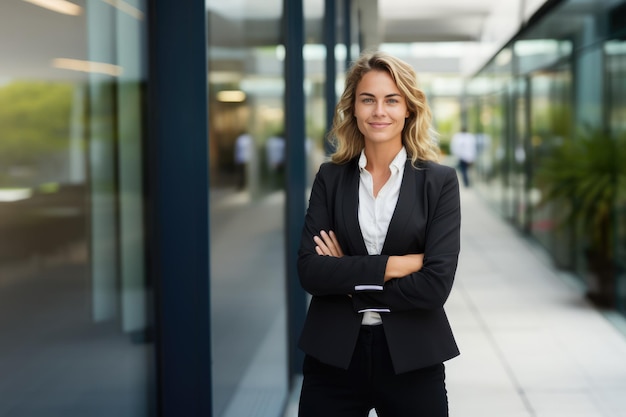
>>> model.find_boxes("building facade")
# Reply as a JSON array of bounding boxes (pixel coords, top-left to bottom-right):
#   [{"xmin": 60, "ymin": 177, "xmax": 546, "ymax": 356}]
[
  {"xmin": 466, "ymin": 0, "xmax": 626, "ymax": 314},
  {"xmin": 0, "ymin": 0, "xmax": 624, "ymax": 416}
]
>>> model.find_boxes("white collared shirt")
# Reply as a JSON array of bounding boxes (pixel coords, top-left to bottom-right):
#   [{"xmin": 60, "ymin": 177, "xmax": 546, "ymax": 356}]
[{"xmin": 357, "ymin": 147, "xmax": 407, "ymax": 325}]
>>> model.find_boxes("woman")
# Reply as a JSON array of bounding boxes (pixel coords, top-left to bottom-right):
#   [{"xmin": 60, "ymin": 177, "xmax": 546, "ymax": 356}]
[{"xmin": 297, "ymin": 51, "xmax": 461, "ymax": 417}]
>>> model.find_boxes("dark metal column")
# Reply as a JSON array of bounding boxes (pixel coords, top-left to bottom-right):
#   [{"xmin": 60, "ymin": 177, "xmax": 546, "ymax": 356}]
[
  {"xmin": 284, "ymin": 0, "xmax": 307, "ymax": 383},
  {"xmin": 344, "ymin": 0, "xmax": 353, "ymax": 68},
  {"xmin": 147, "ymin": 0, "xmax": 212, "ymax": 415},
  {"xmin": 324, "ymin": 0, "xmax": 337, "ymax": 155}
]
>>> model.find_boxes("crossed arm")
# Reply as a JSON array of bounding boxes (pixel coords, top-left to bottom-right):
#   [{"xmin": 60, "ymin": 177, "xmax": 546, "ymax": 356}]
[
  {"xmin": 313, "ymin": 230, "xmax": 424, "ymax": 282},
  {"xmin": 298, "ymin": 164, "xmax": 460, "ymax": 312}
]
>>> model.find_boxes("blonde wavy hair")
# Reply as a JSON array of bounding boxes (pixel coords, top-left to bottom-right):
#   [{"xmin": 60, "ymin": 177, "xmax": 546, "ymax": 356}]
[{"xmin": 329, "ymin": 51, "xmax": 440, "ymax": 165}]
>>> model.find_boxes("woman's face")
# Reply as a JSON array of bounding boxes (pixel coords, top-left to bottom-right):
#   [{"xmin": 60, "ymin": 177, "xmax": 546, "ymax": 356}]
[{"xmin": 354, "ymin": 70, "xmax": 409, "ymax": 148}]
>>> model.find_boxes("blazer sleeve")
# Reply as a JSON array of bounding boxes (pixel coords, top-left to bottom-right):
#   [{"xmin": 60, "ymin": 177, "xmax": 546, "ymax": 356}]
[
  {"xmin": 298, "ymin": 163, "xmax": 389, "ymax": 296},
  {"xmin": 352, "ymin": 166, "xmax": 461, "ymax": 312}
]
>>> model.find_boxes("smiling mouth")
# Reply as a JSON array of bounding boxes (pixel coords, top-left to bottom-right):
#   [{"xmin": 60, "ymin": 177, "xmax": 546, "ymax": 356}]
[{"xmin": 369, "ymin": 123, "xmax": 390, "ymax": 128}]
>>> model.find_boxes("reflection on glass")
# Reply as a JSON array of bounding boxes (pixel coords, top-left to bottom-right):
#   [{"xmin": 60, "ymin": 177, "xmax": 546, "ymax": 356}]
[
  {"xmin": 515, "ymin": 39, "xmax": 572, "ymax": 74},
  {"xmin": 528, "ymin": 67, "xmax": 573, "ymax": 271},
  {"xmin": 606, "ymin": 39, "xmax": 626, "ymax": 312},
  {"xmin": 207, "ymin": 2, "xmax": 288, "ymax": 416},
  {"xmin": 303, "ymin": 44, "xmax": 331, "ymax": 186},
  {"xmin": 0, "ymin": 1, "xmax": 153, "ymax": 416}
]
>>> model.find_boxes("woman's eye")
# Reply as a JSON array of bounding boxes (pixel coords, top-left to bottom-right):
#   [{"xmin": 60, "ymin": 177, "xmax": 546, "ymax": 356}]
[
  {"xmin": 387, "ymin": 98, "xmax": 399, "ymax": 104},
  {"xmin": 362, "ymin": 98, "xmax": 374, "ymax": 104}
]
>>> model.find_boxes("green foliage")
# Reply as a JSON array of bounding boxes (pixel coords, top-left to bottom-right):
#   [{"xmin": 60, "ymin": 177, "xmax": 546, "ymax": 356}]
[
  {"xmin": 438, "ymin": 141, "xmax": 450, "ymax": 155},
  {"xmin": 533, "ymin": 104, "xmax": 572, "ymax": 139},
  {"xmin": 432, "ymin": 115, "xmax": 457, "ymax": 155},
  {"xmin": 435, "ymin": 117, "xmax": 454, "ymax": 136},
  {"xmin": 536, "ymin": 127, "xmax": 626, "ymax": 257},
  {"xmin": 0, "ymin": 81, "xmax": 74, "ymax": 167}
]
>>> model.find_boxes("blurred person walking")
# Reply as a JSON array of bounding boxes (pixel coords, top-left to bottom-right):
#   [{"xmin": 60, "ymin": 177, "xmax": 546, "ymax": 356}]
[
  {"xmin": 266, "ymin": 132, "xmax": 286, "ymax": 188},
  {"xmin": 297, "ymin": 51, "xmax": 461, "ymax": 417},
  {"xmin": 450, "ymin": 126, "xmax": 476, "ymax": 187},
  {"xmin": 234, "ymin": 131, "xmax": 253, "ymax": 190}
]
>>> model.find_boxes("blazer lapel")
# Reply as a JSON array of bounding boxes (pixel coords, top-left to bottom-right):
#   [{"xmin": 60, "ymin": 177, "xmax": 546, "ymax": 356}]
[
  {"xmin": 382, "ymin": 161, "xmax": 417, "ymax": 254},
  {"xmin": 339, "ymin": 160, "xmax": 369, "ymax": 255}
]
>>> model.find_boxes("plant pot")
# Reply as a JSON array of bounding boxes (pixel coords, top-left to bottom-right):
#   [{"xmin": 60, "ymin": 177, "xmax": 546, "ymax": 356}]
[{"xmin": 584, "ymin": 248, "xmax": 615, "ymax": 308}]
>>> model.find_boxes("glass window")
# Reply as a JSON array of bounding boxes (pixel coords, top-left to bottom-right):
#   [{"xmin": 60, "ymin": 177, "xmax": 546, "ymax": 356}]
[
  {"xmin": 0, "ymin": 1, "xmax": 153, "ymax": 416},
  {"xmin": 528, "ymin": 66, "xmax": 574, "ymax": 270},
  {"xmin": 515, "ymin": 39, "xmax": 572, "ymax": 74},
  {"xmin": 606, "ymin": 40, "xmax": 626, "ymax": 133},
  {"xmin": 206, "ymin": 2, "xmax": 288, "ymax": 416},
  {"xmin": 513, "ymin": 76, "xmax": 530, "ymax": 231},
  {"xmin": 470, "ymin": 58, "xmax": 509, "ymax": 216},
  {"xmin": 303, "ymin": 43, "xmax": 331, "ymax": 185},
  {"xmin": 605, "ymin": 39, "xmax": 626, "ymax": 312}
]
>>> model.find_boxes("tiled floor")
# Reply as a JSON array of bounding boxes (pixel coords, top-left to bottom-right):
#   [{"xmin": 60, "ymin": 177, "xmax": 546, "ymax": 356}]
[{"xmin": 285, "ymin": 186, "xmax": 626, "ymax": 417}]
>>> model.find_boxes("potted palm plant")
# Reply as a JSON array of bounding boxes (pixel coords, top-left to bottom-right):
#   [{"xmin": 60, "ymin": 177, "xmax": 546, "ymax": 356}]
[{"xmin": 535, "ymin": 127, "xmax": 626, "ymax": 307}]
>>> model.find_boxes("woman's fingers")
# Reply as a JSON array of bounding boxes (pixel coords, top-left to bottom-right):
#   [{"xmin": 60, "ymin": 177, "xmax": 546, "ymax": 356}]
[
  {"xmin": 328, "ymin": 231, "xmax": 344, "ymax": 256},
  {"xmin": 313, "ymin": 230, "xmax": 344, "ymax": 257},
  {"xmin": 320, "ymin": 231, "xmax": 338, "ymax": 256},
  {"xmin": 313, "ymin": 236, "xmax": 329, "ymax": 255}
]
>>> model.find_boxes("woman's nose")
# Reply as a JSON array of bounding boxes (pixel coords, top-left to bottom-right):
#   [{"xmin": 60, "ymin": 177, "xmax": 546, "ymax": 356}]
[{"xmin": 372, "ymin": 102, "xmax": 385, "ymax": 116}]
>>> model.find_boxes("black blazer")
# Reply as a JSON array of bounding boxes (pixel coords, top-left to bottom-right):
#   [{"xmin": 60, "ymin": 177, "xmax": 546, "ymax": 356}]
[{"xmin": 297, "ymin": 157, "xmax": 461, "ymax": 374}]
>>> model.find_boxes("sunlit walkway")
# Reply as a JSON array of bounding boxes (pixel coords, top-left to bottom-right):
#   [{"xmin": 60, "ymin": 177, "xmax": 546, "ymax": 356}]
[{"xmin": 285, "ymin": 185, "xmax": 626, "ymax": 417}]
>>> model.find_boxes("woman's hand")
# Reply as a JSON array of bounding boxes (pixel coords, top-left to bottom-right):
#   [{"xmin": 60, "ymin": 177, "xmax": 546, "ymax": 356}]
[
  {"xmin": 384, "ymin": 253, "xmax": 424, "ymax": 282},
  {"xmin": 313, "ymin": 230, "xmax": 344, "ymax": 258}
]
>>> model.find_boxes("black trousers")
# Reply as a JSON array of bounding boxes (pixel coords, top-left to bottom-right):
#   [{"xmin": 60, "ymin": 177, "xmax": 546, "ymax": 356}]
[{"xmin": 298, "ymin": 325, "xmax": 448, "ymax": 417}]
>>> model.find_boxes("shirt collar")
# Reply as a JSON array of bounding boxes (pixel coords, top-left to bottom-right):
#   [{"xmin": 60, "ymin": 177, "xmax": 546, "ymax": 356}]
[{"xmin": 358, "ymin": 147, "xmax": 407, "ymax": 174}]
